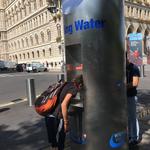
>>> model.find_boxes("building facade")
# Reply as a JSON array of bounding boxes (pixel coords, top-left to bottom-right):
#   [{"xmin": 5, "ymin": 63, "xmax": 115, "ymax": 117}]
[
  {"xmin": 0, "ymin": 0, "xmax": 150, "ymax": 70},
  {"xmin": 0, "ymin": 0, "xmax": 64, "ymax": 70},
  {"xmin": 125, "ymin": 0, "xmax": 150, "ymax": 64}
]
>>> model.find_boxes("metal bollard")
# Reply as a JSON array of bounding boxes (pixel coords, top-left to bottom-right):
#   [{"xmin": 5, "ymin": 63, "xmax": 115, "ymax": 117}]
[
  {"xmin": 57, "ymin": 73, "xmax": 65, "ymax": 82},
  {"xmin": 26, "ymin": 78, "xmax": 36, "ymax": 106},
  {"xmin": 140, "ymin": 65, "xmax": 145, "ymax": 78}
]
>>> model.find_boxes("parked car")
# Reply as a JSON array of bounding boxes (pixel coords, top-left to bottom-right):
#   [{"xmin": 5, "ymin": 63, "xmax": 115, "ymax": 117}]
[
  {"xmin": 16, "ymin": 63, "xmax": 26, "ymax": 72},
  {"xmin": 0, "ymin": 60, "xmax": 16, "ymax": 71},
  {"xmin": 26, "ymin": 62, "xmax": 47, "ymax": 73}
]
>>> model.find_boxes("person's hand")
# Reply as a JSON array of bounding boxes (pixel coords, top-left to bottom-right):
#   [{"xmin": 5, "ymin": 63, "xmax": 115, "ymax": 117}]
[{"xmin": 64, "ymin": 121, "xmax": 69, "ymax": 132}]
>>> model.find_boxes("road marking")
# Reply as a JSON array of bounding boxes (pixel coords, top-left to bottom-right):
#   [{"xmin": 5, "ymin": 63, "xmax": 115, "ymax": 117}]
[
  {"xmin": 0, "ymin": 74, "xmax": 12, "ymax": 77},
  {"xmin": 0, "ymin": 72, "xmax": 58, "ymax": 78},
  {"xmin": 0, "ymin": 99, "xmax": 27, "ymax": 108},
  {"xmin": 0, "ymin": 94, "xmax": 40, "ymax": 108},
  {"xmin": 0, "ymin": 72, "xmax": 44, "ymax": 78}
]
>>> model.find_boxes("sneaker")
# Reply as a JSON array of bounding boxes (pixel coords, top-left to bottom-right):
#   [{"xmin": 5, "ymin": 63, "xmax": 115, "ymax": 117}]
[{"xmin": 128, "ymin": 139, "xmax": 141, "ymax": 146}]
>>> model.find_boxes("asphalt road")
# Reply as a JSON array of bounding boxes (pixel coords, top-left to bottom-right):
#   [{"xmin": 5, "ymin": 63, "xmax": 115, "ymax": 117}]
[{"xmin": 0, "ymin": 72, "xmax": 59, "ymax": 105}]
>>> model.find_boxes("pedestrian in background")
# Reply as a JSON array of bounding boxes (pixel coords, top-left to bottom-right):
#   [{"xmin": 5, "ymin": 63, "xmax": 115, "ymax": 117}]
[
  {"xmin": 45, "ymin": 75, "xmax": 83, "ymax": 150},
  {"xmin": 126, "ymin": 53, "xmax": 140, "ymax": 145}
]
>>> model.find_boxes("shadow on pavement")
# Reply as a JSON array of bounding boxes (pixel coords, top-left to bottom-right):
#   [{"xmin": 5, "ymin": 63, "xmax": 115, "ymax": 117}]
[
  {"xmin": 0, "ymin": 119, "xmax": 49, "ymax": 150},
  {"xmin": 138, "ymin": 89, "xmax": 150, "ymax": 106},
  {"xmin": 0, "ymin": 107, "xmax": 10, "ymax": 113}
]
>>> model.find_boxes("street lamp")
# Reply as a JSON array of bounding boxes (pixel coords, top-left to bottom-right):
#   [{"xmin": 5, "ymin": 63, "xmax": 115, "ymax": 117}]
[
  {"xmin": 47, "ymin": 0, "xmax": 66, "ymax": 80},
  {"xmin": 46, "ymin": 0, "xmax": 61, "ymax": 13},
  {"xmin": 61, "ymin": 42, "xmax": 66, "ymax": 73}
]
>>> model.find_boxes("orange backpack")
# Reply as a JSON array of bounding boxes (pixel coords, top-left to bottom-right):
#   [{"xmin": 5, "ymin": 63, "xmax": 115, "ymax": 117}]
[{"xmin": 34, "ymin": 81, "xmax": 66, "ymax": 116}]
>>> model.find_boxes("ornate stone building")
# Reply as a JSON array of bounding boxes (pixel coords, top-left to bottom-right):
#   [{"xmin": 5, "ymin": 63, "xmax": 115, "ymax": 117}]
[
  {"xmin": 0, "ymin": 0, "xmax": 150, "ymax": 69},
  {"xmin": 0, "ymin": 0, "xmax": 64, "ymax": 70},
  {"xmin": 125, "ymin": 0, "xmax": 150, "ymax": 64}
]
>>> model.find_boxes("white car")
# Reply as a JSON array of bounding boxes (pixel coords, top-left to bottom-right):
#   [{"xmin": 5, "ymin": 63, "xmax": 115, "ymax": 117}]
[{"xmin": 26, "ymin": 62, "xmax": 47, "ymax": 72}]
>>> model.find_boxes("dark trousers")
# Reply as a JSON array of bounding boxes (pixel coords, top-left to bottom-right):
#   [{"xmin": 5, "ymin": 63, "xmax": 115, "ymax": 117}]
[
  {"xmin": 127, "ymin": 96, "xmax": 139, "ymax": 141},
  {"xmin": 45, "ymin": 116, "xmax": 66, "ymax": 150}
]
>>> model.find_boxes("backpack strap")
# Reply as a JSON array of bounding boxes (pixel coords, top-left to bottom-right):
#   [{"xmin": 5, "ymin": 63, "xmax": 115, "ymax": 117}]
[{"xmin": 50, "ymin": 82, "xmax": 67, "ymax": 117}]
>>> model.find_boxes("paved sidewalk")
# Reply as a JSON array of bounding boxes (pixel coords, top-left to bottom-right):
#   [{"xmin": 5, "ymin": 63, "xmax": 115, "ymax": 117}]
[
  {"xmin": 0, "ymin": 102, "xmax": 49, "ymax": 150},
  {"xmin": 0, "ymin": 65, "xmax": 150, "ymax": 150},
  {"xmin": 134, "ymin": 65, "xmax": 150, "ymax": 150}
]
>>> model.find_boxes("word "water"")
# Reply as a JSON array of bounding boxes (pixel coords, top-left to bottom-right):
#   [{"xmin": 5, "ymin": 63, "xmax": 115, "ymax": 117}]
[{"xmin": 64, "ymin": 18, "xmax": 106, "ymax": 35}]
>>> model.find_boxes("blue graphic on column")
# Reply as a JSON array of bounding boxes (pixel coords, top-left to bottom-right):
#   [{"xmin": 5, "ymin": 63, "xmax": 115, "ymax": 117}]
[
  {"xmin": 109, "ymin": 131, "xmax": 126, "ymax": 148},
  {"xmin": 62, "ymin": 0, "xmax": 83, "ymax": 15}
]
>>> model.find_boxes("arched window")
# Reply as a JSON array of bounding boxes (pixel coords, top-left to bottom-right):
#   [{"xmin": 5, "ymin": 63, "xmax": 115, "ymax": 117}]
[
  {"xmin": 58, "ymin": 45, "xmax": 61, "ymax": 55},
  {"xmin": 35, "ymin": 34, "xmax": 39, "ymax": 45},
  {"xmin": 39, "ymin": 0, "xmax": 43, "ymax": 7},
  {"xmin": 32, "ymin": 51, "xmax": 34, "ymax": 58},
  {"xmin": 49, "ymin": 48, "xmax": 52, "ymax": 56},
  {"xmin": 137, "ymin": 26, "xmax": 142, "ymax": 33},
  {"xmin": 56, "ymin": 24, "xmax": 61, "ymax": 37},
  {"xmin": 11, "ymin": 43, "xmax": 14, "ymax": 49},
  {"xmin": 14, "ymin": 42, "xmax": 17, "ymax": 50},
  {"xmin": 21, "ymin": 39, "xmax": 24, "ymax": 48},
  {"xmin": 27, "ymin": 52, "xmax": 30, "ymax": 59},
  {"xmin": 37, "ymin": 50, "xmax": 40, "ymax": 57},
  {"xmin": 19, "ymin": 54, "xmax": 22, "ymax": 59},
  {"xmin": 9, "ymin": 56, "xmax": 12, "ymax": 61},
  {"xmin": 41, "ymin": 32, "xmax": 45, "ymax": 43},
  {"xmin": 45, "ymin": 11, "xmax": 48, "ymax": 22},
  {"xmin": 47, "ymin": 29, "xmax": 51, "ymax": 41},
  {"xmin": 39, "ymin": 15, "xmax": 41, "ymax": 25},
  {"xmin": 18, "ymin": 40, "xmax": 20, "ymax": 49},
  {"xmin": 26, "ymin": 37, "xmax": 29, "ymax": 47},
  {"xmin": 23, "ymin": 53, "xmax": 25, "ymax": 59},
  {"xmin": 15, "ymin": 5, "xmax": 18, "ymax": 21},
  {"xmin": 34, "ymin": 0, "xmax": 37, "ymax": 10},
  {"xmin": 15, "ymin": 55, "xmax": 18, "ymax": 62},
  {"xmin": 30, "ymin": 36, "xmax": 33, "ymax": 46},
  {"xmin": 43, "ymin": 49, "xmax": 45, "ymax": 57},
  {"xmin": 29, "ymin": 3, "xmax": 31, "ymax": 14}
]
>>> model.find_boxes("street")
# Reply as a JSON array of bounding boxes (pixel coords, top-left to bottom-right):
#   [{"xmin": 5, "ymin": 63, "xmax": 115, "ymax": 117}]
[
  {"xmin": 0, "ymin": 72, "xmax": 58, "ymax": 105},
  {"xmin": 0, "ymin": 66, "xmax": 149, "ymax": 150}
]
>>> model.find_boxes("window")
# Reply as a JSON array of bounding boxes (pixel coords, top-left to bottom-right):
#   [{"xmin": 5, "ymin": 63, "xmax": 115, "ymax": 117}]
[
  {"xmin": 39, "ymin": 0, "xmax": 43, "ymax": 7},
  {"xmin": 32, "ymin": 51, "xmax": 34, "ymax": 58},
  {"xmin": 35, "ymin": 34, "xmax": 39, "ymax": 45},
  {"xmin": 34, "ymin": 0, "xmax": 37, "ymax": 10},
  {"xmin": 47, "ymin": 30, "xmax": 51, "ymax": 41},
  {"xmin": 49, "ymin": 48, "xmax": 52, "ymax": 56},
  {"xmin": 56, "ymin": 24, "xmax": 61, "ymax": 37},
  {"xmin": 19, "ymin": 54, "xmax": 22, "ymax": 59},
  {"xmin": 15, "ymin": 55, "xmax": 18, "ymax": 61},
  {"xmin": 26, "ymin": 38, "xmax": 29, "ymax": 47},
  {"xmin": 30, "ymin": 36, "xmax": 33, "ymax": 46},
  {"xmin": 41, "ymin": 32, "xmax": 45, "ymax": 43},
  {"xmin": 23, "ymin": 53, "xmax": 25, "ymax": 59},
  {"xmin": 29, "ymin": 3, "xmax": 31, "ymax": 14},
  {"xmin": 21, "ymin": 39, "xmax": 24, "ymax": 48},
  {"xmin": 39, "ymin": 15, "xmax": 41, "ymax": 25},
  {"xmin": 14, "ymin": 42, "xmax": 17, "ymax": 50},
  {"xmin": 59, "ymin": 45, "xmax": 61, "ymax": 54},
  {"xmin": 43, "ymin": 49, "xmax": 45, "ymax": 57},
  {"xmin": 37, "ymin": 51, "xmax": 40, "ymax": 57},
  {"xmin": 18, "ymin": 41, "xmax": 20, "ymax": 49},
  {"xmin": 27, "ymin": 52, "xmax": 30, "ymax": 59},
  {"xmin": 11, "ymin": 43, "xmax": 13, "ymax": 49}
]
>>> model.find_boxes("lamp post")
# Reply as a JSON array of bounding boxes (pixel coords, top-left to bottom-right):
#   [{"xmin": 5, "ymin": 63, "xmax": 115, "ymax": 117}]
[
  {"xmin": 61, "ymin": 42, "xmax": 66, "ymax": 74},
  {"xmin": 47, "ymin": 0, "xmax": 66, "ymax": 81}
]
